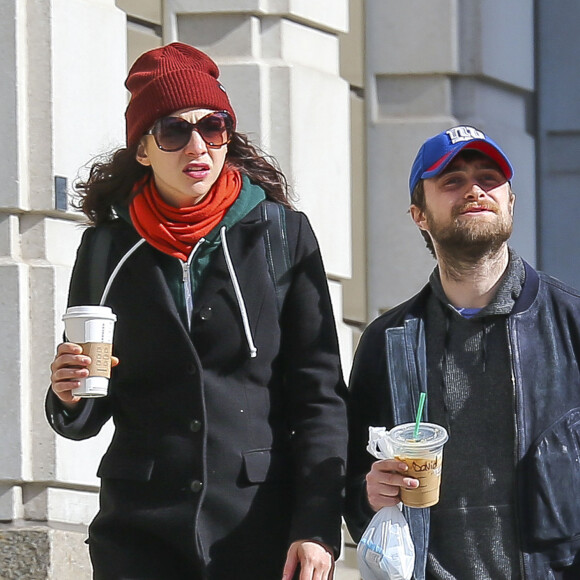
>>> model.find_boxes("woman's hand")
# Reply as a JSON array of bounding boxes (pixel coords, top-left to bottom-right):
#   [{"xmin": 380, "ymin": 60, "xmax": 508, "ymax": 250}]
[
  {"xmin": 366, "ymin": 458, "xmax": 419, "ymax": 510},
  {"xmin": 282, "ymin": 540, "xmax": 334, "ymax": 580},
  {"xmin": 50, "ymin": 342, "xmax": 118, "ymax": 408}
]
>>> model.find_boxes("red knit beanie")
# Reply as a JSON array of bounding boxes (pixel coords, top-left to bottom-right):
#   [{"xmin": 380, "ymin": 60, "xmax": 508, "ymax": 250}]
[{"xmin": 124, "ymin": 42, "xmax": 236, "ymax": 146}]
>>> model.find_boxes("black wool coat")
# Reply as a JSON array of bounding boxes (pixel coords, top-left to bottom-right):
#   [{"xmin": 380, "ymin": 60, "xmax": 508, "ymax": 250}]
[{"xmin": 46, "ymin": 201, "xmax": 348, "ymax": 580}]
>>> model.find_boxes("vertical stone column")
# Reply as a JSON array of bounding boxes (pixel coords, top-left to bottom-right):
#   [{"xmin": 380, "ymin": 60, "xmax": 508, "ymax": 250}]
[
  {"xmin": 165, "ymin": 0, "xmax": 353, "ymax": 364},
  {"xmin": 0, "ymin": 0, "xmax": 126, "ymax": 577},
  {"xmin": 536, "ymin": 0, "xmax": 580, "ymax": 288},
  {"xmin": 365, "ymin": 0, "xmax": 535, "ymax": 317}
]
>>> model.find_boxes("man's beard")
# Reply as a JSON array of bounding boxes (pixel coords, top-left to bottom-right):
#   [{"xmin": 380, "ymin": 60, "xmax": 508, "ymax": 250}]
[{"xmin": 426, "ymin": 201, "xmax": 513, "ymax": 261}]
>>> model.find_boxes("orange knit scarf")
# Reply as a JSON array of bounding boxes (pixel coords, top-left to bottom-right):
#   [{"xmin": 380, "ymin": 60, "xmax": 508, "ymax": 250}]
[{"xmin": 129, "ymin": 168, "xmax": 242, "ymax": 261}]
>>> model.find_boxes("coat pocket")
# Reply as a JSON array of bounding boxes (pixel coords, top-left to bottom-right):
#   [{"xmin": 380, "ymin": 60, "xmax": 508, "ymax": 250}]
[
  {"xmin": 525, "ymin": 407, "xmax": 580, "ymax": 544},
  {"xmin": 242, "ymin": 448, "xmax": 290, "ymax": 484},
  {"xmin": 97, "ymin": 449, "xmax": 155, "ymax": 481}
]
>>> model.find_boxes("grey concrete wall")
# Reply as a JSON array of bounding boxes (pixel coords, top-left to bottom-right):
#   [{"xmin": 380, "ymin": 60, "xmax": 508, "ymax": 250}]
[
  {"xmin": 536, "ymin": 0, "xmax": 580, "ymax": 289},
  {"xmin": 0, "ymin": 0, "xmax": 126, "ymax": 577}
]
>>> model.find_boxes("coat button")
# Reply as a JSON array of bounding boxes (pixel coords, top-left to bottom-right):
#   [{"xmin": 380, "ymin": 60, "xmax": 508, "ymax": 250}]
[
  {"xmin": 187, "ymin": 363, "xmax": 197, "ymax": 375},
  {"xmin": 190, "ymin": 480, "xmax": 203, "ymax": 493},
  {"xmin": 189, "ymin": 420, "xmax": 202, "ymax": 433},
  {"xmin": 199, "ymin": 306, "xmax": 213, "ymax": 321}
]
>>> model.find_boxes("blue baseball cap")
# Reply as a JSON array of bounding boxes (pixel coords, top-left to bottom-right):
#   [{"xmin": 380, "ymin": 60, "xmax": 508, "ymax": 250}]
[{"xmin": 409, "ymin": 126, "xmax": 514, "ymax": 196}]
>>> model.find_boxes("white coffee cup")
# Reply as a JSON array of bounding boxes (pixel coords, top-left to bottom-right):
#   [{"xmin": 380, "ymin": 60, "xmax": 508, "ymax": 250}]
[{"xmin": 62, "ymin": 305, "xmax": 117, "ymax": 397}]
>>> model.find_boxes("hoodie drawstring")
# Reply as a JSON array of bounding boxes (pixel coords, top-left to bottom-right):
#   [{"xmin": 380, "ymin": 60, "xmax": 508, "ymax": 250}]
[
  {"xmin": 101, "ymin": 231, "xmax": 258, "ymax": 359},
  {"xmin": 100, "ymin": 238, "xmax": 147, "ymax": 306},
  {"xmin": 220, "ymin": 226, "xmax": 258, "ymax": 358}
]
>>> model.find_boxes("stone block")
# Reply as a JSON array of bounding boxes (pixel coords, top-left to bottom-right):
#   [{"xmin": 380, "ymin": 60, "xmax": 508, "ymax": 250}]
[
  {"xmin": 0, "ymin": 486, "xmax": 23, "ymax": 523},
  {"xmin": 0, "ymin": 1, "xmax": 19, "ymax": 212},
  {"xmin": 0, "ymin": 523, "xmax": 91, "ymax": 580},
  {"xmin": 52, "ymin": 0, "xmax": 127, "ymax": 207},
  {"xmin": 0, "ymin": 216, "xmax": 18, "ymax": 259},
  {"xmin": 461, "ymin": 0, "xmax": 533, "ymax": 90},
  {"xmin": 0, "ymin": 263, "xmax": 26, "ymax": 481},
  {"xmin": 177, "ymin": 13, "xmax": 258, "ymax": 58},
  {"xmin": 282, "ymin": 0, "xmax": 348, "ymax": 32},
  {"xmin": 22, "ymin": 487, "xmax": 99, "ymax": 528},
  {"xmin": 168, "ymin": 0, "xmax": 348, "ymax": 33},
  {"xmin": 20, "ymin": 217, "xmax": 85, "ymax": 265},
  {"xmin": 451, "ymin": 77, "xmax": 528, "ymax": 130},
  {"xmin": 285, "ymin": 66, "xmax": 351, "ymax": 279},
  {"xmin": 262, "ymin": 17, "xmax": 340, "ymax": 74},
  {"xmin": 47, "ymin": 488, "xmax": 100, "ymax": 528},
  {"xmin": 127, "ymin": 24, "xmax": 162, "ymax": 69},
  {"xmin": 50, "ymin": 527, "xmax": 92, "ymax": 579},
  {"xmin": 0, "ymin": 526, "xmax": 51, "ymax": 579},
  {"xmin": 117, "ymin": 0, "xmax": 161, "ymax": 25},
  {"xmin": 367, "ymin": 0, "xmax": 458, "ymax": 74},
  {"xmin": 376, "ymin": 76, "xmax": 452, "ymax": 119}
]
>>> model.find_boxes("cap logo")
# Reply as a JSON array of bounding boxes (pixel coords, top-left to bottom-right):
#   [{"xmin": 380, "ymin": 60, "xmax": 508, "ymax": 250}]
[{"xmin": 446, "ymin": 126, "xmax": 485, "ymax": 144}]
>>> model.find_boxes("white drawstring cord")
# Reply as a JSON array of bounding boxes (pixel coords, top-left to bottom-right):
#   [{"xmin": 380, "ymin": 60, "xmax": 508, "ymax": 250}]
[
  {"xmin": 100, "ymin": 232, "xmax": 258, "ymax": 358},
  {"xmin": 220, "ymin": 226, "xmax": 258, "ymax": 358},
  {"xmin": 100, "ymin": 238, "xmax": 147, "ymax": 306}
]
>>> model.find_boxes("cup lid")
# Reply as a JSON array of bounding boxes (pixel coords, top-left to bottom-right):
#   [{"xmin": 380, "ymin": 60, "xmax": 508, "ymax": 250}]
[
  {"xmin": 62, "ymin": 305, "xmax": 117, "ymax": 321},
  {"xmin": 388, "ymin": 422, "xmax": 449, "ymax": 451}
]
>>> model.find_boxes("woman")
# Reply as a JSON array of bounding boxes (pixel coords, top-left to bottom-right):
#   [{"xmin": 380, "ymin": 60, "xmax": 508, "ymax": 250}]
[{"xmin": 46, "ymin": 42, "xmax": 347, "ymax": 580}]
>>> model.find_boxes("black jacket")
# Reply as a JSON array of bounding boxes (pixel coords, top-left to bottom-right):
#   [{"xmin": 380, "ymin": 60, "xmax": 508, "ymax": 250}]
[
  {"xmin": 46, "ymin": 201, "xmax": 347, "ymax": 579},
  {"xmin": 345, "ymin": 260, "xmax": 580, "ymax": 579}
]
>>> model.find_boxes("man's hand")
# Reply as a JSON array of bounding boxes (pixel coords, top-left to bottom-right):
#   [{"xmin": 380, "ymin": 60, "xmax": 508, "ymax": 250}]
[
  {"xmin": 282, "ymin": 540, "xmax": 334, "ymax": 580},
  {"xmin": 366, "ymin": 458, "xmax": 419, "ymax": 511}
]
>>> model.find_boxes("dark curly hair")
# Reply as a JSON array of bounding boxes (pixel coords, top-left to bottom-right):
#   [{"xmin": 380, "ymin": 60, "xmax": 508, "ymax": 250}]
[{"xmin": 74, "ymin": 132, "xmax": 294, "ymax": 225}]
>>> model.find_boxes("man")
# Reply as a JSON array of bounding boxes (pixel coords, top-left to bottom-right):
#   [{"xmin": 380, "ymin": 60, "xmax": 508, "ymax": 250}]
[{"xmin": 345, "ymin": 126, "xmax": 580, "ymax": 579}]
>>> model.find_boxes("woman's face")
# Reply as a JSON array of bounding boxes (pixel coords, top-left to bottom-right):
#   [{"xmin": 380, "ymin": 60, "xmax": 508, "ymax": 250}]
[{"xmin": 136, "ymin": 108, "xmax": 228, "ymax": 207}]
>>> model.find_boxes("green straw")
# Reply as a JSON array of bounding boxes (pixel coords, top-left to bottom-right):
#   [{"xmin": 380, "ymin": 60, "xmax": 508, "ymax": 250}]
[{"xmin": 413, "ymin": 392, "xmax": 427, "ymax": 440}]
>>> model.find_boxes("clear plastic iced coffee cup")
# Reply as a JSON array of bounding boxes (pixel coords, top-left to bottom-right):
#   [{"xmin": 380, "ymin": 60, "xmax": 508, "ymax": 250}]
[
  {"xmin": 388, "ymin": 422, "xmax": 449, "ymax": 508},
  {"xmin": 62, "ymin": 305, "xmax": 117, "ymax": 397}
]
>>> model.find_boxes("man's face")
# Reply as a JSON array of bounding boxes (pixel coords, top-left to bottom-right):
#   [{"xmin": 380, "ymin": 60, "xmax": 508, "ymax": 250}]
[{"xmin": 410, "ymin": 152, "xmax": 515, "ymax": 257}]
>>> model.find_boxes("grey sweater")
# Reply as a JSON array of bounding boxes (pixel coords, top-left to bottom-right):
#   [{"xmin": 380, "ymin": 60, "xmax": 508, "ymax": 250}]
[{"xmin": 424, "ymin": 250, "xmax": 525, "ymax": 580}]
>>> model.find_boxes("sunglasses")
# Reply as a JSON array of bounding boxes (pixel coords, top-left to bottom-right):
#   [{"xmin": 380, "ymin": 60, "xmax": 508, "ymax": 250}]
[{"xmin": 146, "ymin": 111, "xmax": 234, "ymax": 152}]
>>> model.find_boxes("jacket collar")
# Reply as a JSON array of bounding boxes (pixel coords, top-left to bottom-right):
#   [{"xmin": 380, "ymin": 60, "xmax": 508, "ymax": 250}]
[
  {"xmin": 404, "ymin": 250, "xmax": 540, "ymax": 321},
  {"xmin": 513, "ymin": 261, "xmax": 539, "ymax": 314}
]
